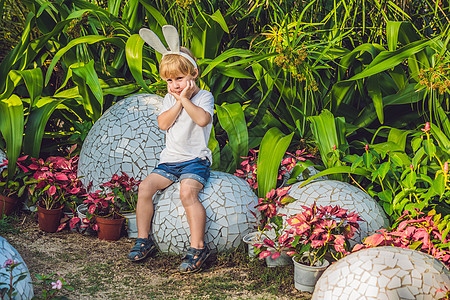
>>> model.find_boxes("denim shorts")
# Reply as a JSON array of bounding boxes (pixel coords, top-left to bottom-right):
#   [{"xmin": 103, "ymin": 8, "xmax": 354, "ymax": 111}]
[{"xmin": 151, "ymin": 157, "xmax": 210, "ymax": 186}]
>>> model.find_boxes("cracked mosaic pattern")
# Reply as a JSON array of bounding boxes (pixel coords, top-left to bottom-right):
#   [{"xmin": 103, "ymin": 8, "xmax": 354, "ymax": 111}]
[
  {"xmin": 78, "ymin": 94, "xmax": 165, "ymax": 190},
  {"xmin": 0, "ymin": 149, "xmax": 6, "ymax": 172},
  {"xmin": 279, "ymin": 180, "xmax": 388, "ymax": 243},
  {"xmin": 0, "ymin": 236, "xmax": 34, "ymax": 299},
  {"xmin": 152, "ymin": 171, "xmax": 259, "ymax": 254},
  {"xmin": 312, "ymin": 246, "xmax": 450, "ymax": 300}
]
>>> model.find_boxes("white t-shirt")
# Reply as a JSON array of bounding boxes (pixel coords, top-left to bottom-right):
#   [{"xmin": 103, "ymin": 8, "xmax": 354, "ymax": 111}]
[{"xmin": 158, "ymin": 89, "xmax": 214, "ymax": 164}]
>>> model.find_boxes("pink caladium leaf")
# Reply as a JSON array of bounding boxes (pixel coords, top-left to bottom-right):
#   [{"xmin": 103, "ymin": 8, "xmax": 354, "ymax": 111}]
[
  {"xmin": 271, "ymin": 252, "xmax": 281, "ymax": 260},
  {"xmin": 311, "ymin": 239, "xmax": 324, "ymax": 248},
  {"xmin": 69, "ymin": 217, "xmax": 81, "ymax": 229},
  {"xmin": 363, "ymin": 233, "xmax": 386, "ymax": 247},
  {"xmin": 263, "ymin": 238, "xmax": 275, "ymax": 248},
  {"xmin": 286, "ymin": 251, "xmax": 296, "ymax": 256},
  {"xmin": 55, "ymin": 173, "xmax": 69, "ymax": 181},
  {"xmin": 265, "ymin": 189, "xmax": 276, "ymax": 199},
  {"xmin": 57, "ymin": 223, "xmax": 67, "ymax": 232},
  {"xmin": 279, "ymin": 232, "xmax": 290, "ymax": 245},
  {"xmin": 47, "ymin": 185, "xmax": 57, "ymax": 196},
  {"xmin": 258, "ymin": 250, "xmax": 272, "ymax": 259},
  {"xmin": 88, "ymin": 205, "xmax": 96, "ymax": 214},
  {"xmin": 334, "ymin": 235, "xmax": 346, "ymax": 253}
]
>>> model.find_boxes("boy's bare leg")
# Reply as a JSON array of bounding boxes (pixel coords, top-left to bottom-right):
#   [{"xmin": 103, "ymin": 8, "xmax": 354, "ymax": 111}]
[
  {"xmin": 136, "ymin": 173, "xmax": 173, "ymax": 239},
  {"xmin": 180, "ymin": 178, "xmax": 206, "ymax": 249}
]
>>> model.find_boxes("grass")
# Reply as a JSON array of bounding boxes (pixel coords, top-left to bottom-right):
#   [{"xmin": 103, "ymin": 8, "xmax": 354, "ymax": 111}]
[
  {"xmin": 2, "ymin": 213, "xmax": 311, "ymax": 299},
  {"xmin": 0, "ymin": 214, "xmax": 20, "ymax": 235}
]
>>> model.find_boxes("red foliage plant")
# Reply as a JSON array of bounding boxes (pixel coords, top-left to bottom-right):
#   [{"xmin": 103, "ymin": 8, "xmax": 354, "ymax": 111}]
[
  {"xmin": 255, "ymin": 203, "xmax": 362, "ymax": 266},
  {"xmin": 353, "ymin": 209, "xmax": 450, "ymax": 268},
  {"xmin": 26, "ymin": 146, "xmax": 85, "ymax": 210},
  {"xmin": 285, "ymin": 203, "xmax": 362, "ymax": 266},
  {"xmin": 60, "ymin": 172, "xmax": 140, "ymax": 232}
]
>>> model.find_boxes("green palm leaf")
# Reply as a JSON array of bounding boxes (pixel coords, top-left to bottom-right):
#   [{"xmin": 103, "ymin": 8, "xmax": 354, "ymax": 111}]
[{"xmin": 257, "ymin": 128, "xmax": 293, "ymax": 198}]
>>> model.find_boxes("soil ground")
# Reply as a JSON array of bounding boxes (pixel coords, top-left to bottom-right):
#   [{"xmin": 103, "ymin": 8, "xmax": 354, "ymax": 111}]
[{"xmin": 2, "ymin": 213, "xmax": 312, "ymax": 299}]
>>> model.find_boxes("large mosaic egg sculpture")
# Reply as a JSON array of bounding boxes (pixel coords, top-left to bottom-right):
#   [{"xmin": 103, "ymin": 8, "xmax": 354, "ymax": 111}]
[
  {"xmin": 0, "ymin": 237, "xmax": 34, "ymax": 299},
  {"xmin": 78, "ymin": 94, "xmax": 165, "ymax": 190},
  {"xmin": 278, "ymin": 180, "xmax": 389, "ymax": 243},
  {"xmin": 312, "ymin": 246, "xmax": 450, "ymax": 299},
  {"xmin": 152, "ymin": 171, "xmax": 259, "ymax": 254},
  {"xmin": 0, "ymin": 148, "xmax": 6, "ymax": 172}
]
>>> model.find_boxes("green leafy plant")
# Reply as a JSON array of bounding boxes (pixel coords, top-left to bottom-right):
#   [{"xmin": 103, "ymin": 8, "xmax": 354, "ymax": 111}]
[
  {"xmin": 0, "ymin": 155, "xmax": 29, "ymax": 198},
  {"xmin": 33, "ymin": 272, "xmax": 73, "ymax": 300},
  {"xmin": 301, "ymin": 122, "xmax": 450, "ymax": 220},
  {"xmin": 0, "ymin": 259, "xmax": 27, "ymax": 300}
]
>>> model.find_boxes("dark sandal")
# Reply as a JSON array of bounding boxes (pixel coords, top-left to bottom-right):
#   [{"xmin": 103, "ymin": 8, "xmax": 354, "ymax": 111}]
[
  {"xmin": 128, "ymin": 238, "xmax": 156, "ymax": 262},
  {"xmin": 178, "ymin": 246, "xmax": 210, "ymax": 273}
]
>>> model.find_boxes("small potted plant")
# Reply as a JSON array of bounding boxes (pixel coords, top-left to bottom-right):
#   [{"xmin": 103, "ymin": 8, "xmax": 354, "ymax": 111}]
[
  {"xmin": 82, "ymin": 189, "xmax": 125, "ymax": 241},
  {"xmin": 253, "ymin": 213, "xmax": 294, "ymax": 267},
  {"xmin": 283, "ymin": 203, "xmax": 362, "ymax": 292},
  {"xmin": 98, "ymin": 172, "xmax": 140, "ymax": 238},
  {"xmin": 26, "ymin": 147, "xmax": 85, "ymax": 232},
  {"xmin": 0, "ymin": 156, "xmax": 29, "ymax": 217}
]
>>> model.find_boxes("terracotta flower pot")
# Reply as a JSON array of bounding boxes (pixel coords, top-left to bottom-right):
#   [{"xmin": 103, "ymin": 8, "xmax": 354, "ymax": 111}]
[
  {"xmin": 96, "ymin": 216, "xmax": 124, "ymax": 241},
  {"xmin": 37, "ymin": 205, "xmax": 63, "ymax": 233},
  {"xmin": 0, "ymin": 195, "xmax": 17, "ymax": 217}
]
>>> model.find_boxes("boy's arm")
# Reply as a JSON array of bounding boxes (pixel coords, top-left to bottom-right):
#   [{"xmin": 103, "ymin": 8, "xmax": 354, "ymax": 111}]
[
  {"xmin": 180, "ymin": 97, "xmax": 211, "ymax": 127},
  {"xmin": 157, "ymin": 101, "xmax": 183, "ymax": 131}
]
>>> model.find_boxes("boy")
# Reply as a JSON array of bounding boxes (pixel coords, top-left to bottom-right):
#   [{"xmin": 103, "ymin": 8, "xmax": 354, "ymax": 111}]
[{"xmin": 128, "ymin": 38, "xmax": 214, "ymax": 274}]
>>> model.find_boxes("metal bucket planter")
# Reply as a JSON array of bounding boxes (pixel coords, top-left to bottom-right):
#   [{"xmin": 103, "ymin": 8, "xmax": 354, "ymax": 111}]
[
  {"xmin": 242, "ymin": 231, "xmax": 260, "ymax": 259},
  {"xmin": 292, "ymin": 256, "xmax": 330, "ymax": 292},
  {"xmin": 123, "ymin": 212, "xmax": 138, "ymax": 238},
  {"xmin": 265, "ymin": 251, "xmax": 292, "ymax": 267}
]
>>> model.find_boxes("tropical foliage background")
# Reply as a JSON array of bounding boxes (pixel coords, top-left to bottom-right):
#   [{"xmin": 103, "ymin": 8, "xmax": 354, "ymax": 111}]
[{"xmin": 1, "ymin": 0, "xmax": 450, "ymax": 225}]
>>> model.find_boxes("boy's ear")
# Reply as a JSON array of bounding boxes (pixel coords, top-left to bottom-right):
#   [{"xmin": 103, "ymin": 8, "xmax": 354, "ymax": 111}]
[{"xmin": 193, "ymin": 68, "xmax": 199, "ymax": 78}]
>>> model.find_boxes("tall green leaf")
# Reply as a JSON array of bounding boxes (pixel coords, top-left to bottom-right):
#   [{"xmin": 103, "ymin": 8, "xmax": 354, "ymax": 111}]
[
  {"xmin": 71, "ymin": 60, "xmax": 103, "ymax": 122},
  {"xmin": 126, "ymin": 34, "xmax": 154, "ymax": 94},
  {"xmin": 23, "ymin": 98, "xmax": 65, "ymax": 157},
  {"xmin": 257, "ymin": 128, "xmax": 293, "ymax": 198},
  {"xmin": 308, "ymin": 109, "xmax": 347, "ymax": 170},
  {"xmin": 216, "ymin": 103, "xmax": 248, "ymax": 172},
  {"xmin": 0, "ymin": 95, "xmax": 24, "ymax": 179}
]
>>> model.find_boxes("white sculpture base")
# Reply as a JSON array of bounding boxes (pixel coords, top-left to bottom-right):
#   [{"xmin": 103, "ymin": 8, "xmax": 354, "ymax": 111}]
[
  {"xmin": 78, "ymin": 94, "xmax": 165, "ymax": 190},
  {"xmin": 313, "ymin": 246, "xmax": 450, "ymax": 299},
  {"xmin": 152, "ymin": 171, "xmax": 259, "ymax": 254},
  {"xmin": 0, "ymin": 237, "xmax": 34, "ymax": 299}
]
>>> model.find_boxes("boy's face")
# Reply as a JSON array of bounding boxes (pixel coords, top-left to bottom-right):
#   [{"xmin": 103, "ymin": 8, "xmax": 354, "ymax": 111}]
[{"xmin": 165, "ymin": 72, "xmax": 196, "ymax": 96}]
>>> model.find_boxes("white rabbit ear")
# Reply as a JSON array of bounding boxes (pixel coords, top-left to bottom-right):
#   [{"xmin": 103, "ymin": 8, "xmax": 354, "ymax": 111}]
[
  {"xmin": 139, "ymin": 28, "xmax": 168, "ymax": 55},
  {"xmin": 162, "ymin": 25, "xmax": 180, "ymax": 52}
]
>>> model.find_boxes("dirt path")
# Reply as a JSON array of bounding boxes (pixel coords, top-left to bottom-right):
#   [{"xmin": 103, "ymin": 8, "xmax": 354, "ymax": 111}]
[{"xmin": 3, "ymin": 213, "xmax": 312, "ymax": 299}]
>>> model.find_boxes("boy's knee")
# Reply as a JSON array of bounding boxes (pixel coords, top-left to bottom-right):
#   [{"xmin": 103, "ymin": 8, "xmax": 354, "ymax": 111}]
[
  {"xmin": 179, "ymin": 186, "xmax": 201, "ymax": 207},
  {"xmin": 139, "ymin": 178, "xmax": 156, "ymax": 196}
]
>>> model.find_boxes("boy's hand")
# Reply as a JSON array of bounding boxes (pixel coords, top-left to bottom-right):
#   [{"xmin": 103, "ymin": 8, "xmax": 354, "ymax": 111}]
[{"xmin": 168, "ymin": 80, "xmax": 198, "ymax": 102}]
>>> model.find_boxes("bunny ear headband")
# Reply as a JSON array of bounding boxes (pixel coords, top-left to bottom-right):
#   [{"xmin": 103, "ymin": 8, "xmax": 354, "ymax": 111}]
[{"xmin": 139, "ymin": 25, "xmax": 197, "ymax": 69}]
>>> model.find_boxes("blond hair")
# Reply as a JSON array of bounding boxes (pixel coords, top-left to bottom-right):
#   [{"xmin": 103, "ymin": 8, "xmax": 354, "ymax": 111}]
[{"xmin": 159, "ymin": 47, "xmax": 198, "ymax": 80}]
